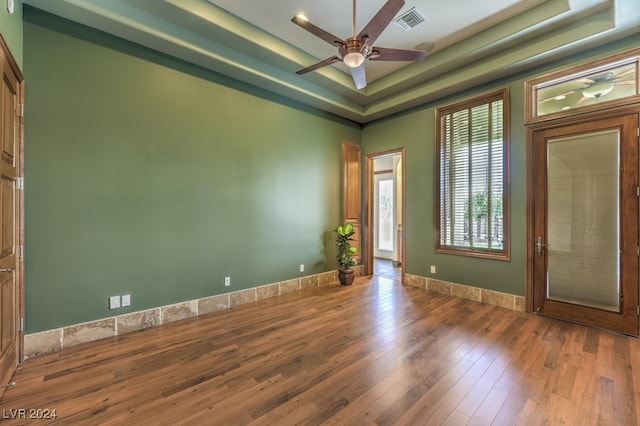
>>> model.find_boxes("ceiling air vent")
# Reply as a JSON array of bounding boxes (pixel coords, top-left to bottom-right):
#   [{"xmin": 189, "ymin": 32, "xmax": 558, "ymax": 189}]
[{"xmin": 393, "ymin": 8, "xmax": 425, "ymax": 31}]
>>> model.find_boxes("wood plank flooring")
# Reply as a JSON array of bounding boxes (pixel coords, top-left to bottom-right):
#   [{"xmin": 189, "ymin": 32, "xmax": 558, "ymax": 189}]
[{"xmin": 1, "ymin": 275, "xmax": 639, "ymax": 425}]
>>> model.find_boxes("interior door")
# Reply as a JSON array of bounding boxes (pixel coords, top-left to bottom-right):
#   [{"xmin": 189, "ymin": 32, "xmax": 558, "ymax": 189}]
[
  {"xmin": 532, "ymin": 114, "xmax": 639, "ymax": 334},
  {"xmin": 342, "ymin": 141, "xmax": 361, "ymax": 264},
  {"xmin": 0, "ymin": 39, "xmax": 23, "ymax": 392}
]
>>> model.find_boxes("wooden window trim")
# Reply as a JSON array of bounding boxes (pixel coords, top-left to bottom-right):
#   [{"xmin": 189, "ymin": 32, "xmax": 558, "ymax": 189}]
[{"xmin": 435, "ymin": 87, "xmax": 510, "ymax": 261}]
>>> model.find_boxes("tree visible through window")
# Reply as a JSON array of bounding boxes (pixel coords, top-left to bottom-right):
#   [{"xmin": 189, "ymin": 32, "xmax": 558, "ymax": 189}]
[{"xmin": 436, "ymin": 88, "xmax": 509, "ymax": 259}]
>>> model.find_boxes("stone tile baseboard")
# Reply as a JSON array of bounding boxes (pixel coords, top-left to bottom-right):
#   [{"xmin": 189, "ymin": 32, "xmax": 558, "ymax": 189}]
[
  {"xmin": 405, "ymin": 273, "xmax": 526, "ymax": 313},
  {"xmin": 24, "ymin": 270, "xmax": 339, "ymax": 359}
]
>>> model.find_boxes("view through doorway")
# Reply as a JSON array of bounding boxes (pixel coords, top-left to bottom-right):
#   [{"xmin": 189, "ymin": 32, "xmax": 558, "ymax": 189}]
[
  {"xmin": 373, "ymin": 258, "xmax": 401, "ymax": 281},
  {"xmin": 366, "ymin": 148, "xmax": 405, "ymax": 283}
]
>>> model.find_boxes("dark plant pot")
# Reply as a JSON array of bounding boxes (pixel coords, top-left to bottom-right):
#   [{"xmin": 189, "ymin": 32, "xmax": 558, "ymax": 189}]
[{"xmin": 338, "ymin": 269, "xmax": 355, "ymax": 285}]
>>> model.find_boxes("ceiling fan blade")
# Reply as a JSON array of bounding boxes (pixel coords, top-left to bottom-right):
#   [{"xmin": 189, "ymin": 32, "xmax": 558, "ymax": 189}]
[
  {"xmin": 576, "ymin": 96, "xmax": 590, "ymax": 104},
  {"xmin": 615, "ymin": 67, "xmax": 636, "ymax": 78},
  {"xmin": 576, "ymin": 77, "xmax": 595, "ymax": 84},
  {"xmin": 538, "ymin": 90, "xmax": 577, "ymax": 103},
  {"xmin": 615, "ymin": 80, "xmax": 635, "ymax": 85},
  {"xmin": 291, "ymin": 15, "xmax": 345, "ymax": 48},
  {"xmin": 350, "ymin": 64, "xmax": 367, "ymax": 90},
  {"xmin": 369, "ymin": 46, "xmax": 426, "ymax": 62},
  {"xmin": 357, "ymin": 0, "xmax": 405, "ymax": 46},
  {"xmin": 295, "ymin": 56, "xmax": 342, "ymax": 75}
]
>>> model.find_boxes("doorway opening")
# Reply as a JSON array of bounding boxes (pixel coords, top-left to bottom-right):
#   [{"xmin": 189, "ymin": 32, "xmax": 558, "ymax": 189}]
[{"xmin": 366, "ymin": 148, "xmax": 405, "ymax": 283}]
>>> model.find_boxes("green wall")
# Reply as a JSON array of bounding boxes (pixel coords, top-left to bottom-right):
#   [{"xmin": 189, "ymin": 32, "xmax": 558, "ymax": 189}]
[
  {"xmin": 23, "ymin": 10, "xmax": 360, "ymax": 333},
  {"xmin": 362, "ymin": 86, "xmax": 526, "ymax": 295},
  {"xmin": 0, "ymin": 0, "xmax": 22, "ymax": 67},
  {"xmin": 363, "ymin": 35, "xmax": 640, "ymax": 297},
  {"xmin": 22, "ymin": 5, "xmax": 640, "ymax": 334}
]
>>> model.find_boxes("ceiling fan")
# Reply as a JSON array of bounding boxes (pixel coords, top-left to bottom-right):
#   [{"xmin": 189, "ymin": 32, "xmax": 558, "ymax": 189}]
[
  {"xmin": 291, "ymin": 0, "xmax": 427, "ymax": 90},
  {"xmin": 539, "ymin": 66, "xmax": 636, "ymax": 106}
]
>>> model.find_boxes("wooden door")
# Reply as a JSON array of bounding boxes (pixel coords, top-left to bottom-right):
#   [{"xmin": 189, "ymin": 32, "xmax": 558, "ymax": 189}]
[
  {"xmin": 531, "ymin": 114, "xmax": 639, "ymax": 334},
  {"xmin": 342, "ymin": 141, "xmax": 361, "ymax": 264},
  {"xmin": 0, "ymin": 35, "xmax": 23, "ymax": 393}
]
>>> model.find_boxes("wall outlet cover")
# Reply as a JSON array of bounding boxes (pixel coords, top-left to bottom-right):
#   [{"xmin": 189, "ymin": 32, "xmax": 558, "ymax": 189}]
[{"xmin": 109, "ymin": 295, "xmax": 121, "ymax": 309}]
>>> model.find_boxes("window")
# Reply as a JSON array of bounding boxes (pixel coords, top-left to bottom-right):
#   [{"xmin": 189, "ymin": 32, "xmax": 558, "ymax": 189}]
[
  {"xmin": 525, "ymin": 48, "xmax": 640, "ymax": 123},
  {"xmin": 436, "ymin": 88, "xmax": 509, "ymax": 259}
]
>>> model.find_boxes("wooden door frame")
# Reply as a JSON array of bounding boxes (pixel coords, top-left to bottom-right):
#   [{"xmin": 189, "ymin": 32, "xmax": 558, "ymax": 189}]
[
  {"xmin": 525, "ymin": 108, "xmax": 640, "ymax": 331},
  {"xmin": 18, "ymin": 76, "xmax": 24, "ymax": 362},
  {"xmin": 365, "ymin": 148, "xmax": 406, "ymax": 283}
]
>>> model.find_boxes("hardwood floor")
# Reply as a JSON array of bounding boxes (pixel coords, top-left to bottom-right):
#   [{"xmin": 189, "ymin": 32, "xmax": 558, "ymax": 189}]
[
  {"xmin": 373, "ymin": 258, "xmax": 401, "ymax": 281},
  {"xmin": 2, "ymin": 276, "xmax": 639, "ymax": 425}
]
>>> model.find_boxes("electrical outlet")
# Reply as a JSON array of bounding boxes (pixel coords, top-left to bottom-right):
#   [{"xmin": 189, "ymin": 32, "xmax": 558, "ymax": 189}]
[
  {"xmin": 224, "ymin": 276, "xmax": 231, "ymax": 287},
  {"xmin": 121, "ymin": 294, "xmax": 131, "ymax": 307},
  {"xmin": 430, "ymin": 265, "xmax": 437, "ymax": 274},
  {"xmin": 300, "ymin": 264, "xmax": 304, "ymax": 272},
  {"xmin": 109, "ymin": 295, "xmax": 121, "ymax": 309}
]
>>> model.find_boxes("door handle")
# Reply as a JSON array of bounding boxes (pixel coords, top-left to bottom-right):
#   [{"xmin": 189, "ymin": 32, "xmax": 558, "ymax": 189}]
[
  {"xmin": 536, "ymin": 237, "xmax": 546, "ymax": 257},
  {"xmin": 0, "ymin": 268, "xmax": 14, "ymax": 273}
]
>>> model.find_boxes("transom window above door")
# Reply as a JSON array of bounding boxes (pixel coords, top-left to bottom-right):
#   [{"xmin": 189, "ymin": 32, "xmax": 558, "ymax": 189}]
[{"xmin": 526, "ymin": 48, "xmax": 640, "ymax": 123}]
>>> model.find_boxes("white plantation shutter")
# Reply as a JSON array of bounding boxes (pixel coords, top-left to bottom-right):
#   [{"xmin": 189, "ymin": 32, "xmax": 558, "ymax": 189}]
[{"xmin": 436, "ymin": 89, "xmax": 509, "ymax": 259}]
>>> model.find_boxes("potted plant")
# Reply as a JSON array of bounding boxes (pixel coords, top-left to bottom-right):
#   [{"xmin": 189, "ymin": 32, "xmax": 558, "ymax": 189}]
[{"xmin": 335, "ymin": 223, "xmax": 358, "ymax": 285}]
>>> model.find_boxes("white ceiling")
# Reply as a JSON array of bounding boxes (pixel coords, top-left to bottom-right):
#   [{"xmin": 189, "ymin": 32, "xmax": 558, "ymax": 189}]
[
  {"xmin": 208, "ymin": 0, "xmax": 550, "ymax": 82},
  {"xmin": 22, "ymin": 0, "xmax": 640, "ymax": 123}
]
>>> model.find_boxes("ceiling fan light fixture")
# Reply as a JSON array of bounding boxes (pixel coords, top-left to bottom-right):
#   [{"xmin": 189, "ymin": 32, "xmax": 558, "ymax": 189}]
[
  {"xmin": 291, "ymin": 0, "xmax": 425, "ymax": 88},
  {"xmin": 343, "ymin": 51, "xmax": 365, "ymax": 68}
]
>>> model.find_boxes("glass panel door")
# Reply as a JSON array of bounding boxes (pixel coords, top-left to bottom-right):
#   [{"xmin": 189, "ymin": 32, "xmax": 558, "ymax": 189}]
[
  {"xmin": 378, "ymin": 179, "xmax": 394, "ymax": 251},
  {"xmin": 547, "ymin": 130, "xmax": 620, "ymax": 311},
  {"xmin": 531, "ymin": 113, "xmax": 639, "ymax": 335}
]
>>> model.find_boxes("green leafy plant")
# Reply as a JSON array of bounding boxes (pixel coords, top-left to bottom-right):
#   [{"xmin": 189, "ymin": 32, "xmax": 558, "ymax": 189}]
[{"xmin": 335, "ymin": 223, "xmax": 358, "ymax": 270}]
